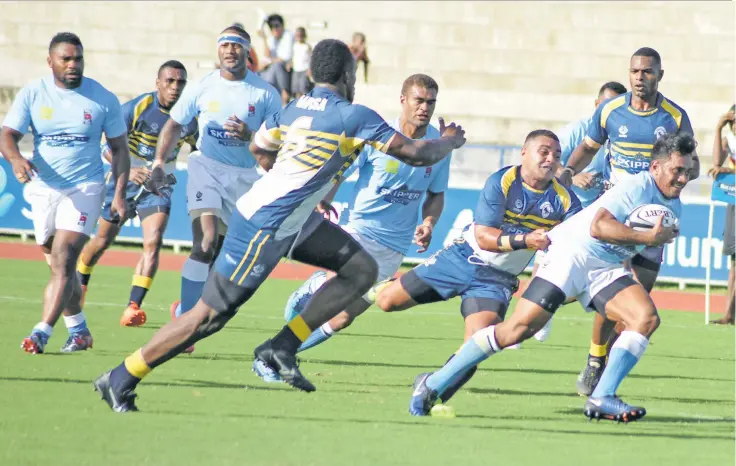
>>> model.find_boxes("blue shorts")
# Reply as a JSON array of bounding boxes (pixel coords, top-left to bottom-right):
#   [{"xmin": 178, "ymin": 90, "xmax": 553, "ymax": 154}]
[
  {"xmin": 101, "ymin": 176, "xmax": 172, "ymax": 223},
  {"xmin": 411, "ymin": 240, "xmax": 519, "ymax": 309}
]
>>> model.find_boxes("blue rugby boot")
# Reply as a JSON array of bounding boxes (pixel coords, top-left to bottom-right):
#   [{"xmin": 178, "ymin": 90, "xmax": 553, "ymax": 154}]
[
  {"xmin": 252, "ymin": 357, "xmax": 283, "ymax": 383},
  {"xmin": 583, "ymin": 395, "xmax": 646, "ymax": 423},
  {"xmin": 409, "ymin": 373, "xmax": 439, "ymax": 416},
  {"xmin": 60, "ymin": 330, "xmax": 94, "ymax": 353},
  {"xmin": 284, "ymin": 271, "xmax": 328, "ymax": 322}
]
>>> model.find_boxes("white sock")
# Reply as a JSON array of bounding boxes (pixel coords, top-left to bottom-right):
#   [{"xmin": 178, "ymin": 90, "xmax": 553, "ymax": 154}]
[
  {"xmin": 320, "ymin": 322, "xmax": 335, "ymax": 336},
  {"xmin": 611, "ymin": 331, "xmax": 649, "ymax": 358},
  {"xmin": 471, "ymin": 325, "xmax": 501, "ymax": 354},
  {"xmin": 63, "ymin": 312, "xmax": 86, "ymax": 329},
  {"xmin": 33, "ymin": 322, "xmax": 53, "ymax": 337}
]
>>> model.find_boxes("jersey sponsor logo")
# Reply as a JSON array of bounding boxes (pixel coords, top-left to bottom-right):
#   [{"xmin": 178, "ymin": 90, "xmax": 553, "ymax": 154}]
[
  {"xmin": 38, "ymin": 133, "xmax": 90, "ymax": 147},
  {"xmin": 39, "ymin": 106, "xmax": 54, "ymax": 120},
  {"xmin": 540, "ymin": 201, "xmax": 554, "ymax": 218},
  {"xmin": 376, "ymin": 185, "xmax": 422, "ymax": 205},
  {"xmin": 134, "ymin": 143, "xmax": 155, "ymax": 157},
  {"xmin": 207, "ymin": 127, "xmax": 246, "ymax": 146},
  {"xmin": 612, "ymin": 155, "xmax": 650, "ymax": 172},
  {"xmin": 600, "ymin": 242, "xmax": 638, "ymax": 259},
  {"xmin": 618, "ymin": 125, "xmax": 628, "ymax": 138},
  {"xmin": 295, "ymin": 96, "xmax": 328, "ymax": 111},
  {"xmin": 83, "ymin": 109, "xmax": 93, "ymax": 125},
  {"xmin": 654, "ymin": 126, "xmax": 668, "ymax": 139}
]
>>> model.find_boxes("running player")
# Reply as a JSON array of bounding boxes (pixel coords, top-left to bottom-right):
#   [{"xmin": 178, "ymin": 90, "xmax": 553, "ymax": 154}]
[
  {"xmin": 373, "ymin": 129, "xmax": 581, "ymax": 407},
  {"xmin": 0, "ymin": 32, "xmax": 129, "ymax": 353},
  {"xmin": 410, "ymin": 132, "xmax": 694, "ymax": 421},
  {"xmin": 560, "ymin": 47, "xmax": 699, "ymax": 395},
  {"xmin": 93, "ymin": 39, "xmax": 465, "ymax": 412},
  {"xmin": 76, "ymin": 60, "xmax": 198, "ymax": 326},
  {"xmin": 158, "ymin": 26, "xmax": 280, "ymax": 341},
  {"xmin": 253, "ymin": 73, "xmax": 452, "ymax": 382}
]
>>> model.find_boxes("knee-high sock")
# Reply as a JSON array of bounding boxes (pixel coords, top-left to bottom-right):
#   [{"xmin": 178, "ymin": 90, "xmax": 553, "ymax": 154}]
[
  {"xmin": 591, "ymin": 331, "xmax": 649, "ymax": 398},
  {"xmin": 179, "ymin": 258, "xmax": 210, "ymax": 316},
  {"xmin": 426, "ymin": 326, "xmax": 501, "ymax": 396},
  {"xmin": 296, "ymin": 323, "xmax": 334, "ymax": 353}
]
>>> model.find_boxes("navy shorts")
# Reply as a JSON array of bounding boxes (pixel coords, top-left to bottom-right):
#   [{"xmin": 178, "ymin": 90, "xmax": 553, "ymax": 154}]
[
  {"xmin": 101, "ymin": 176, "xmax": 172, "ymax": 223},
  {"xmin": 412, "ymin": 240, "xmax": 519, "ymax": 305}
]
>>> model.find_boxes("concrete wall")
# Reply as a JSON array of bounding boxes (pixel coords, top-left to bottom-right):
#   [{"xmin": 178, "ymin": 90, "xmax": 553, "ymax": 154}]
[{"xmin": 1, "ymin": 1, "xmax": 733, "ymax": 165}]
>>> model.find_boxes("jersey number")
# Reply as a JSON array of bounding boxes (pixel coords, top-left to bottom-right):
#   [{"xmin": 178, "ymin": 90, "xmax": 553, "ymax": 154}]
[{"xmin": 278, "ymin": 116, "xmax": 313, "ymax": 161}]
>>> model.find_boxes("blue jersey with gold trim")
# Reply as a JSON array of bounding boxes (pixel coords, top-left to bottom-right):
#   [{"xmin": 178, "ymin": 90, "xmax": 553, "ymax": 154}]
[
  {"xmin": 461, "ymin": 165, "xmax": 582, "ymax": 275},
  {"xmin": 586, "ymin": 92, "xmax": 693, "ymax": 184},
  {"xmin": 102, "ymin": 92, "xmax": 198, "ymax": 173},
  {"xmin": 242, "ymin": 87, "xmax": 397, "ymax": 238}
]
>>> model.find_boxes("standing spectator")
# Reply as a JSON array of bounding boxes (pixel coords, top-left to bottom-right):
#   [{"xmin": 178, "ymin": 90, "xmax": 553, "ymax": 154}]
[
  {"xmin": 258, "ymin": 14, "xmax": 294, "ymax": 105},
  {"xmin": 710, "ymin": 105, "xmax": 736, "ymax": 325},
  {"xmin": 290, "ymin": 27, "xmax": 312, "ymax": 99},
  {"xmin": 350, "ymin": 32, "xmax": 370, "ymax": 83}
]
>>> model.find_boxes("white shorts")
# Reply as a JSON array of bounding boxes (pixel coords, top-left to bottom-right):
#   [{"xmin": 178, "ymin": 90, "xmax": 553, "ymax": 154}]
[
  {"xmin": 186, "ymin": 153, "xmax": 261, "ymax": 225},
  {"xmin": 344, "ymin": 227, "xmax": 404, "ymax": 282},
  {"xmin": 534, "ymin": 242, "xmax": 632, "ymax": 310},
  {"xmin": 25, "ymin": 180, "xmax": 105, "ymax": 245}
]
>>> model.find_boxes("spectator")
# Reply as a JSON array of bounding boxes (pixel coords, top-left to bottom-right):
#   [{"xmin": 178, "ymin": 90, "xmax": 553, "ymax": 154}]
[
  {"xmin": 350, "ymin": 32, "xmax": 370, "ymax": 83},
  {"xmin": 709, "ymin": 104, "xmax": 736, "ymax": 325},
  {"xmin": 258, "ymin": 14, "xmax": 294, "ymax": 105},
  {"xmin": 290, "ymin": 27, "xmax": 312, "ymax": 99}
]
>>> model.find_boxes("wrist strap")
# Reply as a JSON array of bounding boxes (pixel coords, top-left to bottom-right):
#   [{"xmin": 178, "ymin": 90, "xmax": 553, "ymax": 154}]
[
  {"xmin": 562, "ymin": 167, "xmax": 576, "ymax": 177},
  {"xmin": 497, "ymin": 234, "xmax": 527, "ymax": 252}
]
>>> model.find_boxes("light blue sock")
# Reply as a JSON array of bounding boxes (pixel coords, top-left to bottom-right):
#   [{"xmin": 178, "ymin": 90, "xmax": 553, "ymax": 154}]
[
  {"xmin": 32, "ymin": 322, "xmax": 53, "ymax": 344},
  {"xmin": 591, "ymin": 331, "xmax": 649, "ymax": 398},
  {"xmin": 179, "ymin": 258, "xmax": 210, "ymax": 315},
  {"xmin": 297, "ymin": 324, "xmax": 334, "ymax": 353},
  {"xmin": 426, "ymin": 325, "xmax": 500, "ymax": 396},
  {"xmin": 63, "ymin": 312, "xmax": 89, "ymax": 335}
]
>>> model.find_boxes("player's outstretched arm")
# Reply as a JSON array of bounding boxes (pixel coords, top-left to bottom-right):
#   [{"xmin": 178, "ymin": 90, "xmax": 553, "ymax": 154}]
[
  {"xmin": 385, "ymin": 118, "xmax": 465, "ymax": 167},
  {"xmin": 590, "ymin": 207, "xmax": 677, "ymax": 247},
  {"xmin": 560, "ymin": 139, "xmax": 599, "ymax": 186},
  {"xmin": 475, "ymin": 225, "xmax": 550, "ymax": 252}
]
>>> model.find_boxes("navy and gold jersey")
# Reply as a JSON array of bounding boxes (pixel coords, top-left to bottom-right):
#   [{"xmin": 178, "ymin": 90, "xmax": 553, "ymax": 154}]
[
  {"xmin": 103, "ymin": 92, "xmax": 198, "ymax": 173},
  {"xmin": 462, "ymin": 165, "xmax": 582, "ymax": 275},
  {"xmin": 585, "ymin": 92, "xmax": 693, "ymax": 183},
  {"xmin": 244, "ymin": 87, "xmax": 397, "ymax": 237}
]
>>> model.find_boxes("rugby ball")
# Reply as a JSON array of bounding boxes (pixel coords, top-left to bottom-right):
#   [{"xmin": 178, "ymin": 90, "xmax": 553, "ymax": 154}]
[{"xmin": 626, "ymin": 204, "xmax": 679, "ymax": 231}]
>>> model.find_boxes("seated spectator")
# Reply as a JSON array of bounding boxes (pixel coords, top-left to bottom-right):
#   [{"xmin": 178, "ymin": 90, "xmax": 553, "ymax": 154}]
[
  {"xmin": 350, "ymin": 32, "xmax": 370, "ymax": 83},
  {"xmin": 258, "ymin": 14, "xmax": 294, "ymax": 105},
  {"xmin": 709, "ymin": 105, "xmax": 736, "ymax": 325},
  {"xmin": 290, "ymin": 27, "xmax": 313, "ymax": 99}
]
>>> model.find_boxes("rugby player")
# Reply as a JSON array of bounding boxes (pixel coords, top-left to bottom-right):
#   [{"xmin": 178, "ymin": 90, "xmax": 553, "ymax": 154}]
[
  {"xmin": 253, "ymin": 73, "xmax": 453, "ymax": 382},
  {"xmin": 410, "ymin": 133, "xmax": 694, "ymax": 421},
  {"xmin": 0, "ymin": 33, "xmax": 129, "ymax": 353},
  {"xmin": 93, "ymin": 38, "xmax": 466, "ymax": 412},
  {"xmin": 76, "ymin": 60, "xmax": 198, "ymax": 326},
  {"xmin": 561, "ymin": 47, "xmax": 698, "ymax": 395}
]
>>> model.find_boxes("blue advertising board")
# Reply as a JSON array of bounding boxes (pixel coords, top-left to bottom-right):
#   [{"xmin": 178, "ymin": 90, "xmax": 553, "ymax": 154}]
[{"xmin": 0, "ymin": 156, "xmax": 730, "ymax": 284}]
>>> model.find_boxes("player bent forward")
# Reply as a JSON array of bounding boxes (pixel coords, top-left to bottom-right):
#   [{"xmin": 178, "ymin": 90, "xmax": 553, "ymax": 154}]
[{"xmin": 399, "ymin": 132, "xmax": 693, "ymax": 421}]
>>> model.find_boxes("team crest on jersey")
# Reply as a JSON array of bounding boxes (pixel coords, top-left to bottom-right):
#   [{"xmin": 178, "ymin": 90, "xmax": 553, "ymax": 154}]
[
  {"xmin": 248, "ymin": 105, "xmax": 256, "ymax": 117},
  {"xmin": 424, "ymin": 167, "xmax": 432, "ymax": 178},
  {"xmin": 654, "ymin": 126, "xmax": 668, "ymax": 140},
  {"xmin": 78, "ymin": 212, "xmax": 88, "ymax": 226},
  {"xmin": 83, "ymin": 109, "xmax": 92, "ymax": 125},
  {"xmin": 540, "ymin": 201, "xmax": 554, "ymax": 218},
  {"xmin": 151, "ymin": 123, "xmax": 159, "ymax": 132},
  {"xmin": 618, "ymin": 125, "xmax": 628, "ymax": 138},
  {"xmin": 514, "ymin": 199, "xmax": 523, "ymax": 211}
]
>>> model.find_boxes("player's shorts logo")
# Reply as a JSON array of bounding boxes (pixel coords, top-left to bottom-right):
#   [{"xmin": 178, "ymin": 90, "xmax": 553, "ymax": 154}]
[
  {"xmin": 654, "ymin": 126, "xmax": 668, "ymax": 140},
  {"xmin": 196, "ymin": 191, "xmax": 203, "ymax": 201},
  {"xmin": 618, "ymin": 125, "xmax": 628, "ymax": 138},
  {"xmin": 83, "ymin": 109, "xmax": 92, "ymax": 125},
  {"xmin": 250, "ymin": 264, "xmax": 266, "ymax": 277},
  {"xmin": 78, "ymin": 212, "xmax": 88, "ymax": 226},
  {"xmin": 540, "ymin": 201, "xmax": 553, "ymax": 219}
]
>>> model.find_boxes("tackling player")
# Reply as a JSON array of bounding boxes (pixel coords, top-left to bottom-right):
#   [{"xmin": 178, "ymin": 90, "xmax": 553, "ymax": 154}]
[
  {"xmin": 253, "ymin": 73, "xmax": 452, "ymax": 382},
  {"xmin": 560, "ymin": 47, "xmax": 698, "ymax": 395},
  {"xmin": 158, "ymin": 26, "xmax": 281, "ymax": 344},
  {"xmin": 0, "ymin": 33, "xmax": 129, "ymax": 353},
  {"xmin": 373, "ymin": 130, "xmax": 581, "ymax": 410},
  {"xmin": 409, "ymin": 132, "xmax": 694, "ymax": 421},
  {"xmin": 76, "ymin": 60, "xmax": 198, "ymax": 326},
  {"xmin": 93, "ymin": 38, "xmax": 465, "ymax": 412}
]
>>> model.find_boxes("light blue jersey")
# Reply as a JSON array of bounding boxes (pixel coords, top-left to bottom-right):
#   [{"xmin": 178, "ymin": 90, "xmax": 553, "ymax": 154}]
[
  {"xmin": 346, "ymin": 120, "xmax": 451, "ymax": 254},
  {"xmin": 170, "ymin": 70, "xmax": 280, "ymax": 168},
  {"xmin": 2, "ymin": 76, "xmax": 126, "ymax": 190},
  {"xmin": 558, "ymin": 117, "xmax": 609, "ymax": 207},
  {"xmin": 547, "ymin": 171, "xmax": 681, "ymax": 264}
]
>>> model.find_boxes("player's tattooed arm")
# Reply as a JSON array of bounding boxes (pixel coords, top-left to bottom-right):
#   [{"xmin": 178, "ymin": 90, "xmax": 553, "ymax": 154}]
[
  {"xmin": 385, "ymin": 118, "xmax": 465, "ymax": 167},
  {"xmin": 590, "ymin": 207, "xmax": 677, "ymax": 247}
]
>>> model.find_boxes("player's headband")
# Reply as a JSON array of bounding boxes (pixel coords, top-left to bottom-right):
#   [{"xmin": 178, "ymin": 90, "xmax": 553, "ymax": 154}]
[{"xmin": 217, "ymin": 33, "xmax": 250, "ymax": 51}]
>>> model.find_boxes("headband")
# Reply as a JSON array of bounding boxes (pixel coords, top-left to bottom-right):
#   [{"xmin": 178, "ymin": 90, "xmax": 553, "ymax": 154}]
[{"xmin": 217, "ymin": 33, "xmax": 251, "ymax": 51}]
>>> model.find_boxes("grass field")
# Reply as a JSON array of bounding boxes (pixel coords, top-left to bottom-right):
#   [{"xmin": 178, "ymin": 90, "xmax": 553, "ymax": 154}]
[{"xmin": 0, "ymin": 258, "xmax": 734, "ymax": 466}]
